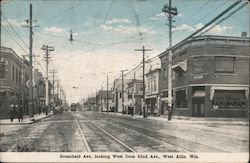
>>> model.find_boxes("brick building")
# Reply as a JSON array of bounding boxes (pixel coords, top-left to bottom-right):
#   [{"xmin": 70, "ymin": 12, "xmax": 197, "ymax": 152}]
[
  {"xmin": 159, "ymin": 35, "xmax": 249, "ymax": 118},
  {"xmin": 0, "ymin": 47, "xmax": 31, "ymax": 119}
]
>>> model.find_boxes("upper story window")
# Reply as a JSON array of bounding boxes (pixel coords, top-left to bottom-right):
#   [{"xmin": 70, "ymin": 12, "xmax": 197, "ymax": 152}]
[
  {"xmin": 193, "ymin": 56, "xmax": 205, "ymax": 74},
  {"xmin": 12, "ymin": 65, "xmax": 15, "ymax": 81},
  {"xmin": 16, "ymin": 68, "xmax": 18, "ymax": 83},
  {"xmin": 153, "ymin": 77, "xmax": 156, "ymax": 91},
  {"xmin": 215, "ymin": 56, "xmax": 235, "ymax": 73}
]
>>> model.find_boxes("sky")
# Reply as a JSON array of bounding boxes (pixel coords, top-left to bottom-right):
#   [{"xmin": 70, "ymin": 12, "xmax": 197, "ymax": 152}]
[{"xmin": 1, "ymin": 0, "xmax": 249, "ymax": 104}]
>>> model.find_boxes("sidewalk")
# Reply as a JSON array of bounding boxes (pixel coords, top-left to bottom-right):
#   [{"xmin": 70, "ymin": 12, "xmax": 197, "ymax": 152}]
[
  {"xmin": 102, "ymin": 112, "xmax": 249, "ymax": 126},
  {"xmin": 0, "ymin": 112, "xmax": 53, "ymax": 125}
]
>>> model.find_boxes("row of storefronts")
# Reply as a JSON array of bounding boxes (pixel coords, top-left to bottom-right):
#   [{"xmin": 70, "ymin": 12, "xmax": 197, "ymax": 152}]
[{"xmin": 0, "ymin": 47, "xmax": 47, "ymax": 119}]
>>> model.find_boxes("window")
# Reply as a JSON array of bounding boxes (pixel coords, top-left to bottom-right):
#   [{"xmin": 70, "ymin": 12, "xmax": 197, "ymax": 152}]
[
  {"xmin": 148, "ymin": 80, "xmax": 150, "ymax": 90},
  {"xmin": 193, "ymin": 57, "xmax": 205, "ymax": 74},
  {"xmin": 16, "ymin": 68, "xmax": 18, "ymax": 83},
  {"xmin": 150, "ymin": 79, "xmax": 153, "ymax": 91},
  {"xmin": 176, "ymin": 90, "xmax": 187, "ymax": 108},
  {"xmin": 119, "ymin": 92, "xmax": 122, "ymax": 98},
  {"xmin": 215, "ymin": 56, "xmax": 235, "ymax": 73},
  {"xmin": 12, "ymin": 65, "xmax": 15, "ymax": 81},
  {"xmin": 19, "ymin": 70, "xmax": 21, "ymax": 84},
  {"xmin": 212, "ymin": 90, "xmax": 246, "ymax": 109},
  {"xmin": 163, "ymin": 68, "xmax": 167, "ymax": 80},
  {"xmin": 153, "ymin": 78, "xmax": 156, "ymax": 91}
]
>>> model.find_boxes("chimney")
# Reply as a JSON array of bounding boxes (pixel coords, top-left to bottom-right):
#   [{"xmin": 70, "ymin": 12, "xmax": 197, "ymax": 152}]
[{"xmin": 241, "ymin": 31, "xmax": 247, "ymax": 38}]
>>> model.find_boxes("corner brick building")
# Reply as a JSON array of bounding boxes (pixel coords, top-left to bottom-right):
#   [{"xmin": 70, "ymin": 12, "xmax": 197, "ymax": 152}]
[{"xmin": 159, "ymin": 35, "xmax": 249, "ymax": 117}]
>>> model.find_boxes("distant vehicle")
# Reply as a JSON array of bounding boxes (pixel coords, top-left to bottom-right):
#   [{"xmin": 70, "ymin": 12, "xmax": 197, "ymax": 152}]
[
  {"xmin": 53, "ymin": 106, "xmax": 63, "ymax": 115},
  {"xmin": 71, "ymin": 103, "xmax": 77, "ymax": 111}
]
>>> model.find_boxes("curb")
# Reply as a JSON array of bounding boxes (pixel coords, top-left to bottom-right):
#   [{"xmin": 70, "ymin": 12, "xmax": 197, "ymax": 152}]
[{"xmin": 0, "ymin": 114, "xmax": 53, "ymax": 125}]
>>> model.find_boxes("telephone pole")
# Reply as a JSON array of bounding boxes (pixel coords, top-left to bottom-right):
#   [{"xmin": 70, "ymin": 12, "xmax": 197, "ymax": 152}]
[
  {"xmin": 135, "ymin": 46, "xmax": 153, "ymax": 118},
  {"xmin": 106, "ymin": 74, "xmax": 109, "ymax": 114},
  {"xmin": 162, "ymin": 0, "xmax": 178, "ymax": 121},
  {"xmin": 22, "ymin": 4, "xmax": 39, "ymax": 117},
  {"xmin": 121, "ymin": 70, "xmax": 124, "ymax": 115},
  {"xmin": 56, "ymin": 79, "xmax": 60, "ymax": 105},
  {"xmin": 101, "ymin": 85, "xmax": 103, "ymax": 112},
  {"xmin": 41, "ymin": 45, "xmax": 54, "ymax": 109},
  {"xmin": 0, "ymin": 0, "xmax": 2, "ymax": 62},
  {"xmin": 49, "ymin": 69, "xmax": 57, "ymax": 106}
]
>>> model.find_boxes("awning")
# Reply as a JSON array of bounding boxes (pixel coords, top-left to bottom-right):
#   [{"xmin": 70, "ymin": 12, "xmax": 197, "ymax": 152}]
[
  {"xmin": 210, "ymin": 86, "xmax": 249, "ymax": 100},
  {"xmin": 172, "ymin": 59, "xmax": 187, "ymax": 72},
  {"xmin": 193, "ymin": 90, "xmax": 205, "ymax": 97}
]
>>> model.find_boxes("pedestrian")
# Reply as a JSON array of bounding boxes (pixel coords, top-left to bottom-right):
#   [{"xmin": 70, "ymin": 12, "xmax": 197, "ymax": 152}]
[
  {"xmin": 38, "ymin": 105, "xmax": 41, "ymax": 115},
  {"xmin": 8, "ymin": 104, "xmax": 15, "ymax": 122},
  {"xmin": 18, "ymin": 106, "xmax": 23, "ymax": 122}
]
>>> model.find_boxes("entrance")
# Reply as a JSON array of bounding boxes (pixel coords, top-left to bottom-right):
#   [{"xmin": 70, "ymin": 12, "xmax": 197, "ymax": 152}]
[{"xmin": 192, "ymin": 98, "xmax": 205, "ymax": 117}]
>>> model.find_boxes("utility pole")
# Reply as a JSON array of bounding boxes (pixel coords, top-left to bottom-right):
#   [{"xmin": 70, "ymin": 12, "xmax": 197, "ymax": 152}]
[
  {"xmin": 0, "ymin": 0, "xmax": 2, "ymax": 62},
  {"xmin": 49, "ymin": 69, "xmax": 57, "ymax": 106},
  {"xmin": 132, "ymin": 72, "xmax": 136, "ymax": 116},
  {"xmin": 135, "ymin": 46, "xmax": 153, "ymax": 118},
  {"xmin": 106, "ymin": 74, "xmax": 109, "ymax": 114},
  {"xmin": 162, "ymin": 0, "xmax": 178, "ymax": 121},
  {"xmin": 41, "ymin": 45, "xmax": 54, "ymax": 110},
  {"xmin": 121, "ymin": 70, "xmax": 124, "ymax": 115},
  {"xmin": 21, "ymin": 4, "xmax": 39, "ymax": 118},
  {"xmin": 57, "ymin": 79, "xmax": 60, "ymax": 105},
  {"xmin": 101, "ymin": 85, "xmax": 103, "ymax": 112},
  {"xmin": 95, "ymin": 89, "xmax": 98, "ymax": 111}
]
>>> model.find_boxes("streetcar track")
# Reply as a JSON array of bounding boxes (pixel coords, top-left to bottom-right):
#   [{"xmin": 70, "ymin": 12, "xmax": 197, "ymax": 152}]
[
  {"xmin": 88, "ymin": 112, "xmax": 231, "ymax": 153},
  {"xmin": 73, "ymin": 113, "xmax": 92, "ymax": 152},
  {"xmin": 79, "ymin": 113, "xmax": 136, "ymax": 152},
  {"xmin": 97, "ymin": 118, "xmax": 189, "ymax": 152}
]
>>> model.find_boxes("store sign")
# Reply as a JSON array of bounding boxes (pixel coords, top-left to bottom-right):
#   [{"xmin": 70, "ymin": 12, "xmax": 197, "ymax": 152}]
[{"xmin": 193, "ymin": 74, "xmax": 203, "ymax": 80}]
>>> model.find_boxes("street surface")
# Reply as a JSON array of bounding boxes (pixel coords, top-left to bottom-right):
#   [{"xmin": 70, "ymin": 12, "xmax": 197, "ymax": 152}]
[{"xmin": 0, "ymin": 111, "xmax": 248, "ymax": 152}]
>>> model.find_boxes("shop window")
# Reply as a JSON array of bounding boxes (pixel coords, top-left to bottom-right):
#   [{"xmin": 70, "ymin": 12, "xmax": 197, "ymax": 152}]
[
  {"xmin": 212, "ymin": 90, "xmax": 246, "ymax": 109},
  {"xmin": 176, "ymin": 90, "xmax": 187, "ymax": 108},
  {"xmin": 215, "ymin": 56, "xmax": 235, "ymax": 73}
]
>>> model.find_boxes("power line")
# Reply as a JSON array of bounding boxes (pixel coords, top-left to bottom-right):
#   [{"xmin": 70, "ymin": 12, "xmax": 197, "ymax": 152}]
[
  {"xmin": 1, "ymin": 24, "xmax": 29, "ymax": 55},
  {"xmin": 199, "ymin": 1, "xmax": 249, "ymax": 36},
  {"xmin": 2, "ymin": 16, "xmax": 29, "ymax": 49}
]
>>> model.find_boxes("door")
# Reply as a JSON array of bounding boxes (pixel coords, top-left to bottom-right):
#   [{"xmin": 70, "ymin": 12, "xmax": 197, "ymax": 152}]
[{"xmin": 192, "ymin": 98, "xmax": 205, "ymax": 117}]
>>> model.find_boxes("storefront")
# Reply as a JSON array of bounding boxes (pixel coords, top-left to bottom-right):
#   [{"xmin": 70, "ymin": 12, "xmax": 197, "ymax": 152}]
[
  {"xmin": 146, "ymin": 95, "xmax": 159, "ymax": 116},
  {"xmin": 208, "ymin": 86, "xmax": 249, "ymax": 117}
]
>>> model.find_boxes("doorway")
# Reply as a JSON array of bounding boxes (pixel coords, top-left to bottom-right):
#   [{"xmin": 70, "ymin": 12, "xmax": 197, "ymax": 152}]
[{"xmin": 192, "ymin": 97, "xmax": 205, "ymax": 117}]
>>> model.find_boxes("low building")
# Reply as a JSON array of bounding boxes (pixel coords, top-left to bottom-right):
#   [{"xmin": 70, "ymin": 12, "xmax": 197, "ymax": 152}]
[
  {"xmin": 0, "ymin": 47, "xmax": 30, "ymax": 119},
  {"xmin": 112, "ymin": 78, "xmax": 133, "ymax": 113},
  {"xmin": 159, "ymin": 35, "xmax": 249, "ymax": 118},
  {"xmin": 126, "ymin": 79, "xmax": 143, "ymax": 115},
  {"xmin": 33, "ymin": 69, "xmax": 46, "ymax": 112},
  {"xmin": 96, "ymin": 90, "xmax": 112, "ymax": 112},
  {"xmin": 145, "ymin": 68, "xmax": 161, "ymax": 116}
]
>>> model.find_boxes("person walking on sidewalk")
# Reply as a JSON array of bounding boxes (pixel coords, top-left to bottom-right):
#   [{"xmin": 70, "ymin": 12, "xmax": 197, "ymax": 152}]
[
  {"xmin": 8, "ymin": 104, "xmax": 15, "ymax": 122},
  {"xmin": 18, "ymin": 106, "xmax": 23, "ymax": 122}
]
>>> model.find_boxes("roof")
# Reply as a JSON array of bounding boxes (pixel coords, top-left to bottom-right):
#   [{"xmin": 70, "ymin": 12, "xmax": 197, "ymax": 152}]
[{"xmin": 159, "ymin": 35, "xmax": 250, "ymax": 58}]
